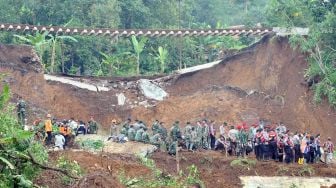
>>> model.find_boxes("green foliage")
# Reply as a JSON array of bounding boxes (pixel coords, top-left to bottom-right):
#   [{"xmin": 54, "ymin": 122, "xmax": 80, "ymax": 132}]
[
  {"xmin": 0, "ymin": 84, "xmax": 48, "ymax": 187},
  {"xmin": 0, "ymin": 0, "xmax": 267, "ymax": 76},
  {"xmin": 119, "ymin": 155, "xmax": 205, "ymax": 188},
  {"xmin": 266, "ymin": 0, "xmax": 336, "ymax": 108},
  {"xmin": 155, "ymin": 46, "xmax": 169, "ymax": 73},
  {"xmin": 230, "ymin": 158, "xmax": 256, "ymax": 170},
  {"xmin": 77, "ymin": 139, "xmax": 104, "ymax": 151},
  {"xmin": 56, "ymin": 156, "xmax": 82, "ymax": 185}
]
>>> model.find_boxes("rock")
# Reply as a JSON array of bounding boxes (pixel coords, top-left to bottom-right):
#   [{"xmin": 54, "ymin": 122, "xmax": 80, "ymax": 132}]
[
  {"xmin": 138, "ymin": 79, "xmax": 168, "ymax": 101},
  {"xmin": 116, "ymin": 93, "xmax": 126, "ymax": 106}
]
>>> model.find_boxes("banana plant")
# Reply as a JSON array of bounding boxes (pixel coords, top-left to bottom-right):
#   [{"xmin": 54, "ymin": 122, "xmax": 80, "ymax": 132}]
[
  {"xmin": 14, "ymin": 32, "xmax": 50, "ymax": 66},
  {"xmin": 131, "ymin": 35, "xmax": 148, "ymax": 75},
  {"xmin": 155, "ymin": 46, "xmax": 169, "ymax": 73}
]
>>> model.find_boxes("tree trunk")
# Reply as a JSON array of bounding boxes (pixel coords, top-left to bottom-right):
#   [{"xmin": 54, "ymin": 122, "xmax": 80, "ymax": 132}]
[
  {"xmin": 61, "ymin": 42, "xmax": 65, "ymax": 73},
  {"xmin": 137, "ymin": 54, "xmax": 140, "ymax": 75},
  {"xmin": 51, "ymin": 40, "xmax": 56, "ymax": 73}
]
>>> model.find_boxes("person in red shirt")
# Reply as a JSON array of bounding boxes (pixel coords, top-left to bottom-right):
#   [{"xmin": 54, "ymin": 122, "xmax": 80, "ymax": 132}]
[
  {"xmin": 323, "ymin": 137, "xmax": 334, "ymax": 165},
  {"xmin": 268, "ymin": 129, "xmax": 278, "ymax": 161}
]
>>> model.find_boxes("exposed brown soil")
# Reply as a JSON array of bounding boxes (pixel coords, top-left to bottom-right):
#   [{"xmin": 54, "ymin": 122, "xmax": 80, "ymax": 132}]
[
  {"xmin": 35, "ymin": 150, "xmax": 151, "ymax": 188},
  {"xmin": 35, "ymin": 150, "xmax": 336, "ymax": 188},
  {"xmin": 151, "ymin": 151, "xmax": 336, "ymax": 188}
]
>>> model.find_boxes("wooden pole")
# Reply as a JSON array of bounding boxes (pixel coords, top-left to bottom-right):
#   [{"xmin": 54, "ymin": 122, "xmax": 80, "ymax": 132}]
[{"xmin": 176, "ymin": 141, "xmax": 180, "ymax": 173}]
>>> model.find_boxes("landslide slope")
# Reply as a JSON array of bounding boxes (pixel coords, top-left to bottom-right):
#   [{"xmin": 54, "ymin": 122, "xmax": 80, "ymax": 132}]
[
  {"xmin": 1, "ymin": 35, "xmax": 336, "ymax": 139},
  {"xmin": 132, "ymin": 35, "xmax": 336, "ymax": 139}
]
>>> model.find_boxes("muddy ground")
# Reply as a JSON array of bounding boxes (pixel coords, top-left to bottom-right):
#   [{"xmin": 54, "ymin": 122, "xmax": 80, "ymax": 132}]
[
  {"xmin": 1, "ymin": 35, "xmax": 336, "ymax": 187},
  {"xmin": 35, "ymin": 150, "xmax": 336, "ymax": 188}
]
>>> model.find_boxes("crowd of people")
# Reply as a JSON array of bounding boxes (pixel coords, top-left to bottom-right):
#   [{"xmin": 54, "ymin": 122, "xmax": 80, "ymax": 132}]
[
  {"xmin": 110, "ymin": 118, "xmax": 334, "ymax": 165},
  {"xmin": 31, "ymin": 114, "xmax": 100, "ymax": 149},
  {"xmin": 26, "ymin": 110, "xmax": 334, "ymax": 165}
]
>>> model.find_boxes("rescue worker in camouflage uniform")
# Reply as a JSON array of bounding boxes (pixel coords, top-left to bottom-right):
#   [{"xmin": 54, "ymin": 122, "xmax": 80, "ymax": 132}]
[
  {"xmin": 127, "ymin": 125, "xmax": 136, "ymax": 141},
  {"xmin": 184, "ymin": 122, "xmax": 192, "ymax": 150},
  {"xmin": 158, "ymin": 122, "xmax": 168, "ymax": 140},
  {"xmin": 196, "ymin": 121, "xmax": 203, "ymax": 149},
  {"xmin": 135, "ymin": 127, "xmax": 145, "ymax": 142},
  {"xmin": 170, "ymin": 121, "xmax": 181, "ymax": 142},
  {"xmin": 202, "ymin": 120, "xmax": 210, "ymax": 149},
  {"xmin": 236, "ymin": 125, "xmax": 248, "ymax": 157},
  {"xmin": 121, "ymin": 118, "xmax": 131, "ymax": 133},
  {"xmin": 168, "ymin": 139, "xmax": 177, "ymax": 155},
  {"xmin": 150, "ymin": 133, "xmax": 161, "ymax": 148},
  {"xmin": 142, "ymin": 128, "xmax": 150, "ymax": 144},
  {"xmin": 152, "ymin": 120, "xmax": 160, "ymax": 135},
  {"xmin": 190, "ymin": 126, "xmax": 198, "ymax": 151},
  {"xmin": 17, "ymin": 97, "xmax": 26, "ymax": 126}
]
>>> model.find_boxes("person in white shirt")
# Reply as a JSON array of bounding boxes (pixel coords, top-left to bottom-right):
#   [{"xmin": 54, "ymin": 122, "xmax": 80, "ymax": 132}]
[{"xmin": 54, "ymin": 132, "xmax": 65, "ymax": 150}]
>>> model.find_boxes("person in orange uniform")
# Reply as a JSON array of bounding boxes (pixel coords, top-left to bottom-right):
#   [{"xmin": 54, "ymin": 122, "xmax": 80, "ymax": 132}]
[
  {"xmin": 45, "ymin": 114, "xmax": 53, "ymax": 145},
  {"xmin": 63, "ymin": 124, "xmax": 72, "ymax": 148}
]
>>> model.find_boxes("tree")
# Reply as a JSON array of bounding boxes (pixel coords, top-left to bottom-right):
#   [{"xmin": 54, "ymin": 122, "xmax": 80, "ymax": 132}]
[
  {"xmin": 131, "ymin": 35, "xmax": 148, "ymax": 75},
  {"xmin": 49, "ymin": 35, "xmax": 78, "ymax": 73},
  {"xmin": 155, "ymin": 46, "xmax": 169, "ymax": 73}
]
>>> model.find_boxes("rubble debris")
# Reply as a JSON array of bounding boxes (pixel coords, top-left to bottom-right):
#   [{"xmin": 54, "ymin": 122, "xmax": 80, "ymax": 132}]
[
  {"xmin": 116, "ymin": 93, "xmax": 126, "ymax": 106},
  {"xmin": 138, "ymin": 79, "xmax": 168, "ymax": 101}
]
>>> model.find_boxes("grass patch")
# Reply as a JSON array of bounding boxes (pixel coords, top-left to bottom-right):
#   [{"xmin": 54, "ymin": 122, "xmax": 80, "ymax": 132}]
[
  {"xmin": 119, "ymin": 156, "xmax": 205, "ymax": 188},
  {"xmin": 297, "ymin": 165, "xmax": 315, "ymax": 176},
  {"xmin": 77, "ymin": 139, "xmax": 104, "ymax": 151},
  {"xmin": 276, "ymin": 166, "xmax": 289, "ymax": 176},
  {"xmin": 230, "ymin": 158, "xmax": 256, "ymax": 170}
]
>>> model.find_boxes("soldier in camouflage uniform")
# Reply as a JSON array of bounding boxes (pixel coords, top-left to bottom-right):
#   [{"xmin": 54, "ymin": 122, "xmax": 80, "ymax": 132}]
[
  {"xmin": 236, "ymin": 126, "xmax": 248, "ymax": 157},
  {"xmin": 170, "ymin": 121, "xmax": 181, "ymax": 142},
  {"xmin": 196, "ymin": 121, "xmax": 203, "ymax": 149},
  {"xmin": 121, "ymin": 118, "xmax": 131, "ymax": 133},
  {"xmin": 141, "ymin": 128, "xmax": 150, "ymax": 144},
  {"xmin": 168, "ymin": 140, "xmax": 177, "ymax": 155},
  {"xmin": 202, "ymin": 120, "xmax": 210, "ymax": 149},
  {"xmin": 158, "ymin": 122, "xmax": 168, "ymax": 140},
  {"xmin": 135, "ymin": 127, "xmax": 145, "ymax": 142},
  {"xmin": 190, "ymin": 126, "xmax": 198, "ymax": 151},
  {"xmin": 127, "ymin": 125, "xmax": 136, "ymax": 141},
  {"xmin": 17, "ymin": 97, "xmax": 26, "ymax": 126},
  {"xmin": 184, "ymin": 122, "xmax": 192, "ymax": 149},
  {"xmin": 150, "ymin": 133, "xmax": 161, "ymax": 148},
  {"xmin": 152, "ymin": 120, "xmax": 160, "ymax": 135}
]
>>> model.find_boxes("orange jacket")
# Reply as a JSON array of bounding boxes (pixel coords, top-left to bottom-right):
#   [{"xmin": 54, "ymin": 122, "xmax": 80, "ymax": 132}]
[
  {"xmin": 59, "ymin": 126, "xmax": 65, "ymax": 135},
  {"xmin": 45, "ymin": 119, "xmax": 52, "ymax": 132},
  {"xmin": 64, "ymin": 127, "xmax": 71, "ymax": 136}
]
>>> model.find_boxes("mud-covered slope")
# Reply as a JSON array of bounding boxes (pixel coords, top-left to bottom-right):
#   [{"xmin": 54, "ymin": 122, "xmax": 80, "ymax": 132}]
[
  {"xmin": 1, "ymin": 36, "xmax": 336, "ymax": 140},
  {"xmin": 133, "ymin": 35, "xmax": 336, "ymax": 140}
]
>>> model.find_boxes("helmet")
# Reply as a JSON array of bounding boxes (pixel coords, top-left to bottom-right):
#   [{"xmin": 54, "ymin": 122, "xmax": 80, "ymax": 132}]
[
  {"xmin": 47, "ymin": 114, "xmax": 51, "ymax": 118},
  {"xmin": 112, "ymin": 119, "xmax": 117, "ymax": 123}
]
